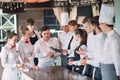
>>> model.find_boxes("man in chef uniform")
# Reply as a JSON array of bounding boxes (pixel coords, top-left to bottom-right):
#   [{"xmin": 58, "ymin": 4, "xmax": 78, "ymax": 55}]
[{"xmin": 99, "ymin": 4, "xmax": 120, "ymax": 80}]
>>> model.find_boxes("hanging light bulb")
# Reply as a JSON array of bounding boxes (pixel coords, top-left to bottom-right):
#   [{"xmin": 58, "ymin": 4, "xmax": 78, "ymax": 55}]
[
  {"xmin": 20, "ymin": 2, "xmax": 22, "ymax": 7},
  {"xmin": 10, "ymin": 3, "xmax": 13, "ymax": 10},
  {"xmin": 17, "ymin": 2, "xmax": 19, "ymax": 8},
  {"xmin": 7, "ymin": 3, "xmax": 9, "ymax": 9}
]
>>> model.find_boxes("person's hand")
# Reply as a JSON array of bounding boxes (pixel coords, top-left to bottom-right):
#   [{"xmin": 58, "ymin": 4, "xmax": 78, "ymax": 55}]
[
  {"xmin": 68, "ymin": 58, "xmax": 73, "ymax": 66},
  {"xmin": 32, "ymin": 66, "xmax": 40, "ymax": 70},
  {"xmin": 76, "ymin": 48, "xmax": 85, "ymax": 55},
  {"xmin": 16, "ymin": 64, "xmax": 24, "ymax": 68},
  {"xmin": 49, "ymin": 52, "xmax": 54, "ymax": 58},
  {"xmin": 23, "ymin": 57, "xmax": 30, "ymax": 63},
  {"xmin": 45, "ymin": 52, "xmax": 50, "ymax": 57},
  {"xmin": 80, "ymin": 58, "xmax": 87, "ymax": 66},
  {"xmin": 46, "ymin": 51, "xmax": 54, "ymax": 58},
  {"xmin": 63, "ymin": 50, "xmax": 68, "ymax": 55}
]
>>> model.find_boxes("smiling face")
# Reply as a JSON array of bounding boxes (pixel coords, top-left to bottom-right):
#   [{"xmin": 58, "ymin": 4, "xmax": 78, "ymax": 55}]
[
  {"xmin": 83, "ymin": 22, "xmax": 92, "ymax": 34},
  {"xmin": 41, "ymin": 29, "xmax": 50, "ymax": 41},
  {"xmin": 68, "ymin": 25, "xmax": 77, "ymax": 32}
]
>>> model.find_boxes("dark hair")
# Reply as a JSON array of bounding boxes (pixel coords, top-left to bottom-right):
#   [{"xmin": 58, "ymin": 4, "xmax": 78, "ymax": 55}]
[
  {"xmin": 18, "ymin": 26, "xmax": 29, "ymax": 35},
  {"xmin": 74, "ymin": 29, "xmax": 87, "ymax": 46},
  {"xmin": 40, "ymin": 26, "xmax": 50, "ymax": 33},
  {"xmin": 106, "ymin": 24, "xmax": 114, "ymax": 28},
  {"xmin": 68, "ymin": 20, "xmax": 78, "ymax": 27},
  {"xmin": 91, "ymin": 16, "xmax": 101, "ymax": 30},
  {"xmin": 26, "ymin": 18, "xmax": 35, "ymax": 26},
  {"xmin": 82, "ymin": 16, "xmax": 93, "ymax": 24},
  {"xmin": 6, "ymin": 31, "xmax": 17, "ymax": 40}
]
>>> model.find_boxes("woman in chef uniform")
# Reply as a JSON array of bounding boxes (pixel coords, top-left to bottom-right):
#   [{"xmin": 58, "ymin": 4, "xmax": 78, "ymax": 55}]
[{"xmin": 1, "ymin": 31, "xmax": 24, "ymax": 80}]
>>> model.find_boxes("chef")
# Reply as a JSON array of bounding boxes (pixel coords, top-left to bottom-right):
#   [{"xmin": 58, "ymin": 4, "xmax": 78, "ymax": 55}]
[{"xmin": 99, "ymin": 4, "xmax": 120, "ymax": 80}]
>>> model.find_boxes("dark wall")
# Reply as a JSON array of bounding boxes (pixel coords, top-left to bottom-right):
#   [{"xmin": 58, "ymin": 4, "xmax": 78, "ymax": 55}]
[{"xmin": 17, "ymin": 10, "xmax": 44, "ymax": 31}]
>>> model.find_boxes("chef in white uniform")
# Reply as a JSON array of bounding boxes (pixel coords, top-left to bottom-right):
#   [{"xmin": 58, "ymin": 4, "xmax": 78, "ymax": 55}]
[
  {"xmin": 17, "ymin": 26, "xmax": 38, "ymax": 69},
  {"xmin": 80, "ymin": 16, "xmax": 106, "ymax": 80},
  {"xmin": 99, "ymin": 4, "xmax": 120, "ymax": 80},
  {"xmin": 34, "ymin": 26, "xmax": 61, "ymax": 68},
  {"xmin": 1, "ymin": 32, "xmax": 24, "ymax": 80},
  {"xmin": 58, "ymin": 25, "xmax": 72, "ymax": 51}
]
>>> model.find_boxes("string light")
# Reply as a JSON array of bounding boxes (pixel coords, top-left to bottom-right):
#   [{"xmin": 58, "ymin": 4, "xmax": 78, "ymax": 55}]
[
  {"xmin": 1, "ymin": 2, "xmax": 25, "ymax": 13},
  {"xmin": 15, "ymin": 0, "xmax": 49, "ymax": 3}
]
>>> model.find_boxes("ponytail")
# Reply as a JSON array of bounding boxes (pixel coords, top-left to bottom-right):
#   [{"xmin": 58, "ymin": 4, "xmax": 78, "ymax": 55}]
[{"xmin": 18, "ymin": 26, "xmax": 29, "ymax": 36}]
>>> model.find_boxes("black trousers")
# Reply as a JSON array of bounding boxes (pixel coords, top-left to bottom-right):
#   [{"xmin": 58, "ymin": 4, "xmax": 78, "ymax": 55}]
[
  {"xmin": 61, "ymin": 55, "xmax": 73, "ymax": 70},
  {"xmin": 72, "ymin": 65, "xmax": 84, "ymax": 74},
  {"xmin": 34, "ymin": 57, "xmax": 38, "ymax": 66},
  {"xmin": 85, "ymin": 64, "xmax": 102, "ymax": 80},
  {"xmin": 61, "ymin": 55, "xmax": 68, "ymax": 68}
]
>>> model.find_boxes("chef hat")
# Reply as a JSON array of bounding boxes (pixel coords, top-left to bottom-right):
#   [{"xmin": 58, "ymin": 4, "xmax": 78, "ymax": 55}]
[
  {"xmin": 60, "ymin": 12, "xmax": 69, "ymax": 26},
  {"xmin": 99, "ymin": 4, "xmax": 115, "ymax": 25}
]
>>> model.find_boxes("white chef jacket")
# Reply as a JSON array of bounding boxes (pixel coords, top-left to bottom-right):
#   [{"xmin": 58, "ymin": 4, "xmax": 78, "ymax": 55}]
[
  {"xmin": 34, "ymin": 37, "xmax": 61, "ymax": 68},
  {"xmin": 87, "ymin": 32, "xmax": 106, "ymax": 67},
  {"xmin": 86, "ymin": 32, "xmax": 95, "ymax": 59},
  {"xmin": 1, "ymin": 44, "xmax": 21, "ymax": 80},
  {"xmin": 17, "ymin": 38, "xmax": 34, "ymax": 60},
  {"xmin": 100, "ymin": 30, "xmax": 120, "ymax": 76},
  {"xmin": 68, "ymin": 33, "xmax": 80, "ymax": 57},
  {"xmin": 58, "ymin": 31, "xmax": 73, "ymax": 49},
  {"xmin": 17, "ymin": 38, "xmax": 34, "ymax": 67}
]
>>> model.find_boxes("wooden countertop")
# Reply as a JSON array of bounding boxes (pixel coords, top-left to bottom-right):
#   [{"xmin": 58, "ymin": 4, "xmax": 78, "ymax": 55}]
[{"xmin": 24, "ymin": 66, "xmax": 92, "ymax": 80}]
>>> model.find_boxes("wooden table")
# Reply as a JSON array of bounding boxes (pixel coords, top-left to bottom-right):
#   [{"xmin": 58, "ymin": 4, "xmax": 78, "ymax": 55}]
[{"xmin": 24, "ymin": 66, "xmax": 92, "ymax": 80}]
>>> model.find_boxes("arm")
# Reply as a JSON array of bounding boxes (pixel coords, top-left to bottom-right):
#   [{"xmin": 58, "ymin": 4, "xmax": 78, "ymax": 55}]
[
  {"xmin": 1, "ymin": 47, "xmax": 17, "ymax": 68},
  {"xmin": 52, "ymin": 37, "xmax": 62, "ymax": 57},
  {"xmin": 34, "ymin": 41, "xmax": 47, "ymax": 58},
  {"xmin": 16, "ymin": 43, "xmax": 25, "ymax": 62},
  {"xmin": 87, "ymin": 36, "xmax": 105, "ymax": 67},
  {"xmin": 111, "ymin": 40, "xmax": 120, "ymax": 76}
]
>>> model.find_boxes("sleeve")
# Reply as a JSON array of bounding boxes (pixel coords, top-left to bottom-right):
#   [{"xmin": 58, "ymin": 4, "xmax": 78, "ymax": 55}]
[
  {"xmin": 53, "ymin": 37, "xmax": 62, "ymax": 57},
  {"xmin": 111, "ymin": 40, "xmax": 120, "ymax": 76},
  {"xmin": 80, "ymin": 45, "xmax": 87, "ymax": 51},
  {"xmin": 68, "ymin": 52, "xmax": 75, "ymax": 58},
  {"xmin": 86, "ymin": 35, "xmax": 94, "ymax": 59},
  {"xmin": 34, "ymin": 41, "xmax": 47, "ymax": 58},
  {"xmin": 86, "ymin": 51, "xmax": 94, "ymax": 59},
  {"xmin": 57, "ymin": 33, "xmax": 62, "ymax": 47},
  {"xmin": 87, "ymin": 35, "xmax": 105, "ymax": 67},
  {"xmin": 97, "ymin": 34, "xmax": 106, "ymax": 54},
  {"xmin": 16, "ymin": 42, "xmax": 25, "ymax": 61},
  {"xmin": 35, "ymin": 31, "xmax": 41, "ymax": 39},
  {"xmin": 87, "ymin": 59, "xmax": 99, "ymax": 67},
  {"xmin": 1, "ymin": 47, "xmax": 16, "ymax": 68},
  {"xmin": 72, "ymin": 61, "xmax": 81, "ymax": 65}
]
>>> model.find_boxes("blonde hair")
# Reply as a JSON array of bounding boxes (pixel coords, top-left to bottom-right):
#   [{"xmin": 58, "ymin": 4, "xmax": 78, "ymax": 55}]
[{"xmin": 18, "ymin": 26, "xmax": 29, "ymax": 36}]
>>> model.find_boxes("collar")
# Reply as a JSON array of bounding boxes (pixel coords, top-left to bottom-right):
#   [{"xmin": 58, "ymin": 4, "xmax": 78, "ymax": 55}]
[
  {"xmin": 7, "ymin": 44, "xmax": 15, "ymax": 49},
  {"xmin": 106, "ymin": 30, "xmax": 114, "ymax": 38},
  {"xmin": 41, "ymin": 38, "xmax": 52, "ymax": 42},
  {"xmin": 21, "ymin": 38, "xmax": 29, "ymax": 44},
  {"xmin": 11, "ymin": 45, "xmax": 15, "ymax": 49}
]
